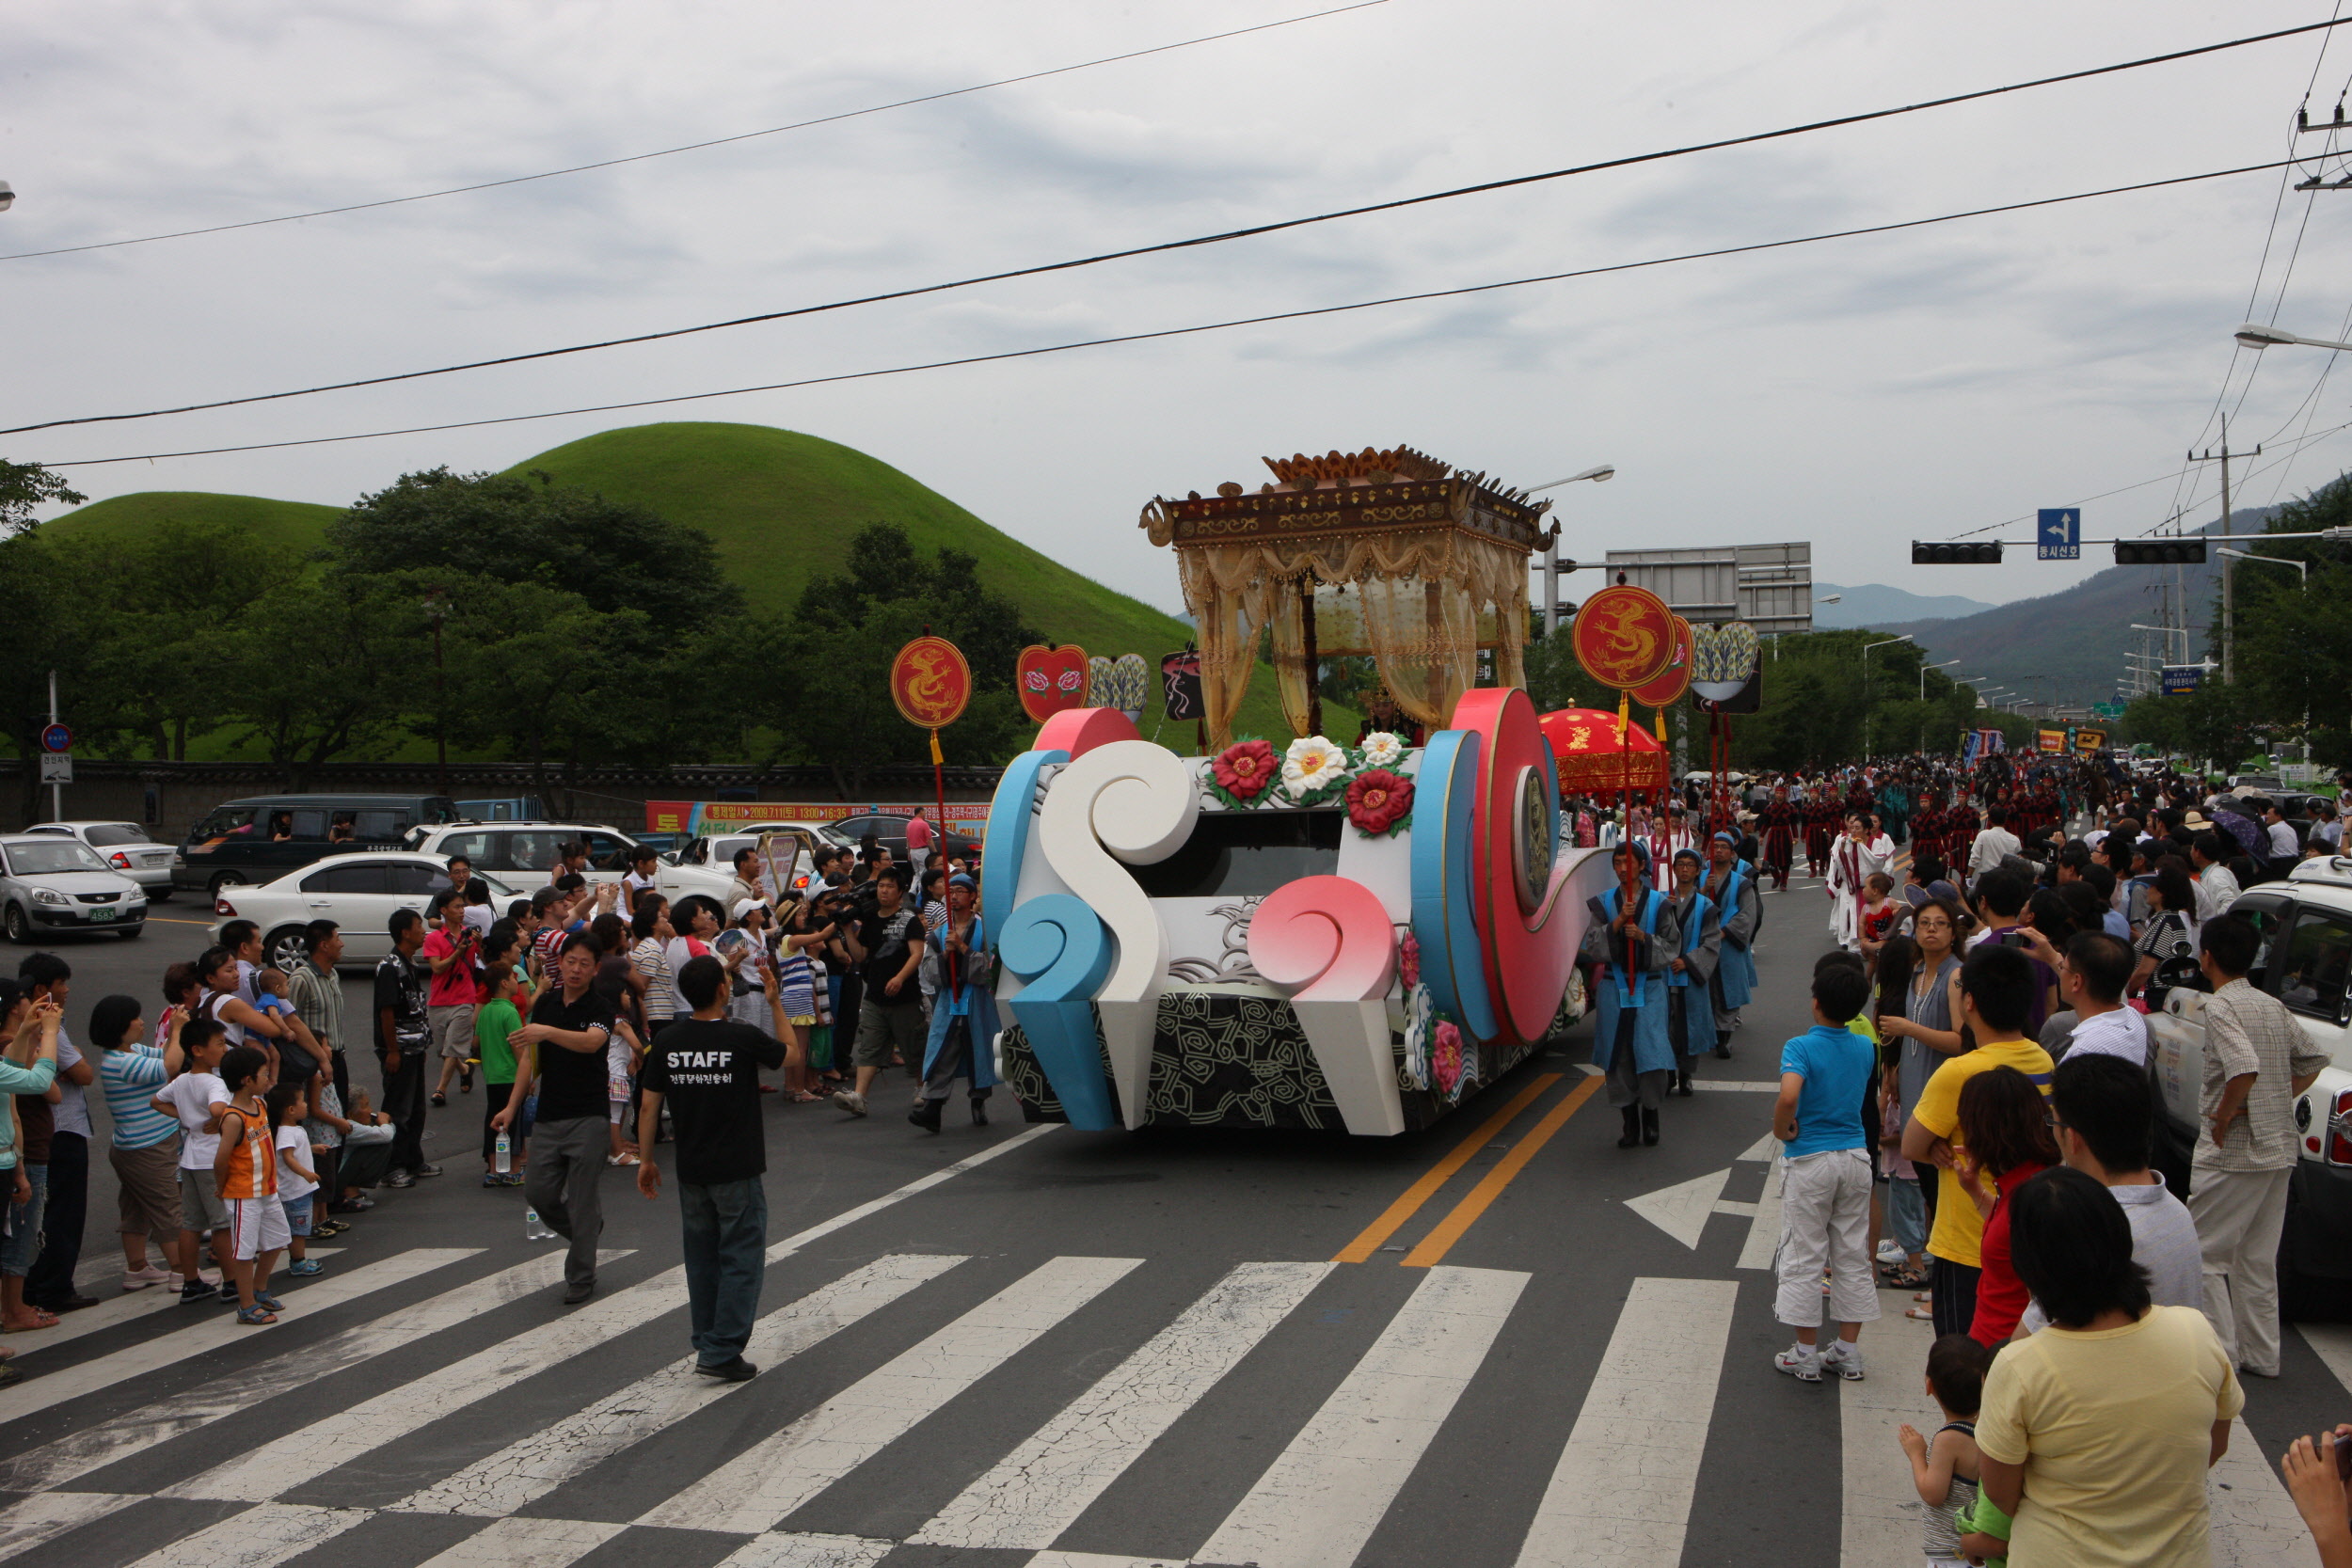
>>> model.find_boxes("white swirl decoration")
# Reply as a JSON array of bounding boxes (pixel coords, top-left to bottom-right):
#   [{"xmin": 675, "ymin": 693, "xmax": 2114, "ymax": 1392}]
[{"xmin": 1037, "ymin": 738, "xmax": 1200, "ymax": 1128}]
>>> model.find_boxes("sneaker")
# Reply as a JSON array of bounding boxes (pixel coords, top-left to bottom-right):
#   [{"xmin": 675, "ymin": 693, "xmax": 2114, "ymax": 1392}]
[
  {"xmin": 1875, "ymin": 1241, "xmax": 1906, "ymax": 1266},
  {"xmin": 412, "ymin": 1164, "xmax": 444, "ymax": 1179},
  {"xmin": 1819, "ymin": 1341, "xmax": 1866, "ymax": 1381},
  {"xmin": 122, "ymin": 1265, "xmax": 171, "ymax": 1291},
  {"xmin": 832, "ymin": 1090, "xmax": 868, "ymax": 1117},
  {"xmin": 1773, "ymin": 1343, "xmax": 1822, "ymax": 1383},
  {"xmin": 179, "ymin": 1280, "xmax": 219, "ymax": 1305},
  {"xmin": 385, "ymin": 1169, "xmax": 417, "ymax": 1189},
  {"xmin": 287, "ymin": 1259, "xmax": 325, "ymax": 1277},
  {"xmin": 692, "ymin": 1356, "xmax": 759, "ymax": 1383},
  {"xmin": 481, "ymin": 1173, "xmax": 505, "ymax": 1188}
]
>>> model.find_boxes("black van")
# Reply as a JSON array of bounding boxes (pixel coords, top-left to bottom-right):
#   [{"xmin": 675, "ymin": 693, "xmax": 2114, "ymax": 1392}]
[{"xmin": 172, "ymin": 794, "xmax": 461, "ymax": 895}]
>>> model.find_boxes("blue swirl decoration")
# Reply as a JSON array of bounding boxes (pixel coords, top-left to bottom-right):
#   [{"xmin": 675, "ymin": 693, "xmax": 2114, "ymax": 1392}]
[
  {"xmin": 1407, "ymin": 728, "xmax": 1500, "ymax": 1042},
  {"xmin": 999, "ymin": 893, "xmax": 1118, "ymax": 1130},
  {"xmin": 981, "ymin": 747, "xmax": 1071, "ymax": 942}
]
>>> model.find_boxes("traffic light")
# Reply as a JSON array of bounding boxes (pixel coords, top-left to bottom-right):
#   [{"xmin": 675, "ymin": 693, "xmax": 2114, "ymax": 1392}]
[
  {"xmin": 1912, "ymin": 542, "xmax": 2003, "ymax": 564},
  {"xmin": 2113, "ymin": 540, "xmax": 2206, "ymax": 565}
]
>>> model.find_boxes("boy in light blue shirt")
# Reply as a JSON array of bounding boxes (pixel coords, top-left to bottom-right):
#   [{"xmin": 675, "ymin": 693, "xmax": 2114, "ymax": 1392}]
[{"xmin": 1772, "ymin": 957, "xmax": 1882, "ymax": 1383}]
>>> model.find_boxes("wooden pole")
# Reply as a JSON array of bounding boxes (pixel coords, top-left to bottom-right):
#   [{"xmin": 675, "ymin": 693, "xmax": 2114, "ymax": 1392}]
[{"xmin": 1299, "ymin": 570, "xmax": 1324, "ymax": 738}]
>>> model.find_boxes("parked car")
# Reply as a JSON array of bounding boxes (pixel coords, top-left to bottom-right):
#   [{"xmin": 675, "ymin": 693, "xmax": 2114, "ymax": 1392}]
[
  {"xmin": 2145, "ymin": 858, "xmax": 2352, "ymax": 1320},
  {"xmin": 209, "ymin": 853, "xmax": 520, "ymax": 972},
  {"xmin": 0, "ymin": 834, "xmax": 148, "ymax": 943},
  {"xmin": 23, "ymin": 820, "xmax": 175, "ymax": 898},
  {"xmin": 668, "ymin": 821, "xmax": 852, "ymax": 894},
  {"xmin": 405, "ymin": 821, "xmax": 736, "ymax": 905},
  {"xmin": 172, "ymin": 793, "xmax": 461, "ymax": 896},
  {"xmin": 830, "ymin": 813, "xmax": 980, "ymax": 866}
]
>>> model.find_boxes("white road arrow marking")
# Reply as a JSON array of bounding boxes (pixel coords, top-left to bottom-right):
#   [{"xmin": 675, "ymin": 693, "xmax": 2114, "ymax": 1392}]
[{"xmin": 1625, "ymin": 1167, "xmax": 1732, "ymax": 1249}]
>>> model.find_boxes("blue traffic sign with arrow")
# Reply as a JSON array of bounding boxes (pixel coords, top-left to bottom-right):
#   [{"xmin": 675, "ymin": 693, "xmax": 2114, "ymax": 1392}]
[{"xmin": 2037, "ymin": 509, "xmax": 2080, "ymax": 561}]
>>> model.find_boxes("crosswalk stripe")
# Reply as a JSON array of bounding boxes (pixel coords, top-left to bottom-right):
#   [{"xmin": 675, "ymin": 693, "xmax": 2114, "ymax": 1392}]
[
  {"xmin": 1512, "ymin": 1275, "xmax": 1737, "ymax": 1568},
  {"xmin": 707, "ymin": 1531, "xmax": 898, "ymax": 1568},
  {"xmin": 1192, "ymin": 1264, "xmax": 1529, "ymax": 1568},
  {"xmin": 0, "ymin": 1250, "xmax": 618, "ymax": 1494},
  {"xmin": 1018, "ymin": 1554, "xmax": 1183, "ymax": 1568},
  {"xmin": 639, "ymin": 1255, "xmax": 1144, "ymax": 1536},
  {"xmin": 4, "ymin": 1249, "xmax": 478, "ymax": 1420},
  {"xmin": 4, "ymin": 1249, "xmax": 342, "ymax": 1358},
  {"xmin": 409, "ymin": 1516, "xmax": 625, "ymax": 1568},
  {"xmin": 0, "ymin": 1492, "xmax": 137, "ymax": 1561},
  {"xmin": 1837, "ymin": 1293, "xmax": 1936, "ymax": 1567},
  {"xmin": 911, "ymin": 1259, "xmax": 1335, "ymax": 1551},
  {"xmin": 2209, "ymin": 1416, "xmax": 2311, "ymax": 1567},
  {"xmin": 397, "ymin": 1253, "xmax": 965, "ymax": 1519},
  {"xmin": 2302, "ymin": 1322, "xmax": 2352, "ymax": 1394},
  {"xmin": 119, "ymin": 1501, "xmax": 368, "ymax": 1568},
  {"xmin": 772, "ymin": 1123, "xmax": 1057, "ymax": 1259}
]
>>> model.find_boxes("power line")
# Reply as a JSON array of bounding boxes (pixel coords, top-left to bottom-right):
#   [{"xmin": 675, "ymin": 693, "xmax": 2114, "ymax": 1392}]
[
  {"xmin": 0, "ymin": 1, "xmax": 1391, "ymax": 264},
  {"xmin": 40, "ymin": 154, "xmax": 2312, "ymax": 469},
  {"xmin": 8, "ymin": 13, "xmax": 2347, "ymax": 441}
]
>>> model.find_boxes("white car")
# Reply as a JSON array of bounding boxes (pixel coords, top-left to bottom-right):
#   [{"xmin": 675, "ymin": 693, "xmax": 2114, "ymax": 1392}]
[
  {"xmin": 208, "ymin": 853, "xmax": 519, "ymax": 972},
  {"xmin": 22, "ymin": 820, "xmax": 176, "ymax": 897},
  {"xmin": 406, "ymin": 820, "xmax": 736, "ymax": 905},
  {"xmin": 2146, "ymin": 856, "xmax": 2352, "ymax": 1319},
  {"xmin": 668, "ymin": 821, "xmax": 850, "ymax": 895},
  {"xmin": 0, "ymin": 835, "xmax": 148, "ymax": 943}
]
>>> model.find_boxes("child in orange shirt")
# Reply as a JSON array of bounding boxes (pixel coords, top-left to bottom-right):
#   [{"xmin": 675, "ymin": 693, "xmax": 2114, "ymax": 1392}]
[{"xmin": 213, "ymin": 1046, "xmax": 286, "ymax": 1325}]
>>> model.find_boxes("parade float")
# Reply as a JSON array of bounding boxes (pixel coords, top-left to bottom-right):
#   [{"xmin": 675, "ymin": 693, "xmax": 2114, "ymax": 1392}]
[{"xmin": 976, "ymin": 447, "xmax": 1645, "ymax": 1134}]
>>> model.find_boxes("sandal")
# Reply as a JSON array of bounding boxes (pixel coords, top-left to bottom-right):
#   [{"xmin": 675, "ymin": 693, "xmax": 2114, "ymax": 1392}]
[
  {"xmin": 1913, "ymin": 1291, "xmax": 1934, "ymax": 1304},
  {"xmin": 787, "ymin": 1090, "xmax": 823, "ymax": 1103},
  {"xmin": 1904, "ymin": 1305, "xmax": 1935, "ymax": 1322},
  {"xmin": 235, "ymin": 1306, "xmax": 277, "ymax": 1325},
  {"xmin": 1881, "ymin": 1265, "xmax": 1930, "ymax": 1291},
  {"xmin": 430, "ymin": 1093, "xmax": 448, "ymax": 1108}
]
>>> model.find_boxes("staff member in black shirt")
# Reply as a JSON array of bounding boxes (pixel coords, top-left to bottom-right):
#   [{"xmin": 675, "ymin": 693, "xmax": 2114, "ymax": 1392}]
[
  {"xmin": 636, "ymin": 954, "xmax": 787, "ymax": 1381},
  {"xmin": 499, "ymin": 933, "xmax": 616, "ymax": 1304}
]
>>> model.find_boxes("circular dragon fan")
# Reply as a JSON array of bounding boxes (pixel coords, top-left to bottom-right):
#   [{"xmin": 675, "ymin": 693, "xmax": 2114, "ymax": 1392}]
[
  {"xmin": 1629, "ymin": 615, "xmax": 1693, "ymax": 708},
  {"xmin": 1571, "ymin": 585, "xmax": 1677, "ymax": 689}
]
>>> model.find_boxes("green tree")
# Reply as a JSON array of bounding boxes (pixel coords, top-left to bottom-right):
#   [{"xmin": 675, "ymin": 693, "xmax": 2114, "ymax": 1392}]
[
  {"xmin": 0, "ymin": 460, "xmax": 85, "ymax": 538},
  {"xmin": 327, "ymin": 467, "xmax": 742, "ymax": 634},
  {"xmin": 756, "ymin": 524, "xmax": 1041, "ymax": 790},
  {"xmin": 215, "ymin": 574, "xmax": 415, "ymax": 785}
]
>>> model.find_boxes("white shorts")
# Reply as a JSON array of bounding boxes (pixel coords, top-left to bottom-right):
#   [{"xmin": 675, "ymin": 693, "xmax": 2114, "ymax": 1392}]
[{"xmin": 226, "ymin": 1195, "xmax": 291, "ymax": 1261}]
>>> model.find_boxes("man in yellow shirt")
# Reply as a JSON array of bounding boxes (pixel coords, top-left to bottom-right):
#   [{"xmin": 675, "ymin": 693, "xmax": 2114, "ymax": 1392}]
[{"xmin": 1902, "ymin": 943, "xmax": 2055, "ymax": 1337}]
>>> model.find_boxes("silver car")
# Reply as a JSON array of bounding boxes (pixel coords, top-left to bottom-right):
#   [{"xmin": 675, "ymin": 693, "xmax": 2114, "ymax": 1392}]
[
  {"xmin": 0, "ymin": 834, "xmax": 148, "ymax": 943},
  {"xmin": 22, "ymin": 820, "xmax": 176, "ymax": 897}
]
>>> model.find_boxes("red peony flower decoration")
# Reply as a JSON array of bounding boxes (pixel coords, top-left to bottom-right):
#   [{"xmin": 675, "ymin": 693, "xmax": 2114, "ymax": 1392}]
[
  {"xmin": 1432, "ymin": 1022, "xmax": 1463, "ymax": 1093},
  {"xmin": 1345, "ymin": 768, "xmax": 1414, "ymax": 834},
  {"xmin": 1213, "ymin": 739, "xmax": 1277, "ymax": 800},
  {"xmin": 1398, "ymin": 931, "xmax": 1421, "ymax": 990}
]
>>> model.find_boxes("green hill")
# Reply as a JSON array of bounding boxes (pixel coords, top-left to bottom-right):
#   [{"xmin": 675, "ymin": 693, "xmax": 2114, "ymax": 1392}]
[
  {"xmin": 46, "ymin": 421, "xmax": 1327, "ymax": 747},
  {"xmin": 45, "ymin": 490, "xmax": 340, "ymax": 554}
]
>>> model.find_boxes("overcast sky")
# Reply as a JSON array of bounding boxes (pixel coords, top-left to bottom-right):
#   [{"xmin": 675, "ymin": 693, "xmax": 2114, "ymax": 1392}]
[{"xmin": 10, "ymin": 0, "xmax": 2352, "ymax": 619}]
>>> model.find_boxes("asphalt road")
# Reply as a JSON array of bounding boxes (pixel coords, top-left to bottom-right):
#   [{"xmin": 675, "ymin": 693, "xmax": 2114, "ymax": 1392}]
[{"xmin": 0, "ymin": 882, "xmax": 2344, "ymax": 1568}]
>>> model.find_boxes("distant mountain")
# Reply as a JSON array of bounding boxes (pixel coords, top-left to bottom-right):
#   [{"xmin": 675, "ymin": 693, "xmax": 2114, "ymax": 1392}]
[
  {"xmin": 1813, "ymin": 582, "xmax": 1999, "ymax": 628},
  {"xmin": 1867, "ymin": 508, "xmax": 2284, "ymax": 708}
]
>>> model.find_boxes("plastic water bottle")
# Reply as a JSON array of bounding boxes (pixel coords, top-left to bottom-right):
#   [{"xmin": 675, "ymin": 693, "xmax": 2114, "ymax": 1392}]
[
  {"xmin": 525, "ymin": 1207, "xmax": 555, "ymax": 1241},
  {"xmin": 494, "ymin": 1132, "xmax": 511, "ymax": 1174}
]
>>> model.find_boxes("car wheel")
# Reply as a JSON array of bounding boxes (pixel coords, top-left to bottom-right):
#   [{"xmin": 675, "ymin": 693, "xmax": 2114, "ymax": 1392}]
[
  {"xmin": 115, "ymin": 924, "xmax": 144, "ymax": 941},
  {"xmin": 264, "ymin": 926, "xmax": 309, "ymax": 970},
  {"xmin": 0, "ymin": 905, "xmax": 26, "ymax": 945},
  {"xmin": 148, "ymin": 888, "xmax": 172, "ymax": 903},
  {"xmin": 208, "ymin": 872, "xmax": 246, "ymax": 897}
]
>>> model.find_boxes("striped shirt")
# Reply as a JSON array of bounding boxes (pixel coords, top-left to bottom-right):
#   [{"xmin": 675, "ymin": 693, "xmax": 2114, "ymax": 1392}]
[
  {"xmin": 284, "ymin": 958, "xmax": 343, "ymax": 1054},
  {"xmin": 99, "ymin": 1043, "xmax": 180, "ymax": 1150}
]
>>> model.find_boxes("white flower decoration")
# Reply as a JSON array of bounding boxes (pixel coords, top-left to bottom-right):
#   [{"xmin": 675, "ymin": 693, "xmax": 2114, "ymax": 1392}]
[
  {"xmin": 1281, "ymin": 735, "xmax": 1348, "ymax": 798},
  {"xmin": 1359, "ymin": 730, "xmax": 1406, "ymax": 768}
]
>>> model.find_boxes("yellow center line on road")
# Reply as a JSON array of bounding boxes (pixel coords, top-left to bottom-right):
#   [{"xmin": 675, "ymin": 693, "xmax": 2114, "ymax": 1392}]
[
  {"xmin": 1400, "ymin": 1072, "xmax": 1604, "ymax": 1268},
  {"xmin": 1331, "ymin": 1073, "xmax": 1562, "ymax": 1264},
  {"xmin": 145, "ymin": 916, "xmax": 215, "ymax": 925}
]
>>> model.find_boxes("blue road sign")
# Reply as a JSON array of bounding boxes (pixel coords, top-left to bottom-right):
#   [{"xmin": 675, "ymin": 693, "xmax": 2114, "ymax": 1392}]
[
  {"xmin": 2037, "ymin": 508, "xmax": 2080, "ymax": 561},
  {"xmin": 2161, "ymin": 666, "xmax": 2201, "ymax": 695},
  {"xmin": 39, "ymin": 723, "xmax": 71, "ymax": 753}
]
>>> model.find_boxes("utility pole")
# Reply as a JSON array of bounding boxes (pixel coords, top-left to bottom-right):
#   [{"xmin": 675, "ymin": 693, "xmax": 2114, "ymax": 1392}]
[{"xmin": 2188, "ymin": 414, "xmax": 2259, "ymax": 684}]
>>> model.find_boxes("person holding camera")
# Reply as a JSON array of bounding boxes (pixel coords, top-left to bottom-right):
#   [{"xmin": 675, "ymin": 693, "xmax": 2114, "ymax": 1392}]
[
  {"xmin": 832, "ymin": 867, "xmax": 924, "ymax": 1119},
  {"xmin": 423, "ymin": 889, "xmax": 482, "ymax": 1110}
]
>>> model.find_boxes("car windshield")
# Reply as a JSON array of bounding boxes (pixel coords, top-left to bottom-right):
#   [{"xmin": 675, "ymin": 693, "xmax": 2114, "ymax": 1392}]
[
  {"xmin": 84, "ymin": 825, "xmax": 151, "ymax": 847},
  {"xmin": 6, "ymin": 841, "xmax": 114, "ymax": 876}
]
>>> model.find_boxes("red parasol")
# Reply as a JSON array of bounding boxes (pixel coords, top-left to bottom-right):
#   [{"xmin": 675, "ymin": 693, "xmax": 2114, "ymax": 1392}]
[{"xmin": 1538, "ymin": 707, "xmax": 1668, "ymax": 797}]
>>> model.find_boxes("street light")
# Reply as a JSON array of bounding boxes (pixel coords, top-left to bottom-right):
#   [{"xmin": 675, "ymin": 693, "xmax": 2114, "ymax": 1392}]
[
  {"xmin": 1919, "ymin": 657, "xmax": 1962, "ymax": 700},
  {"xmin": 0, "ymin": 182, "xmax": 13, "ymax": 214},
  {"xmin": 2235, "ymin": 322, "xmax": 2352, "ymax": 352},
  {"xmin": 1816, "ymin": 594, "xmax": 1842, "ymax": 604},
  {"xmin": 2217, "ymin": 546, "xmax": 2310, "ymax": 586},
  {"xmin": 1530, "ymin": 465, "xmax": 1615, "ymax": 635}
]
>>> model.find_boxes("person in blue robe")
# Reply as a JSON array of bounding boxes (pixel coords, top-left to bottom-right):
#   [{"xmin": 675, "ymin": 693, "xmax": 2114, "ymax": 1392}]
[
  {"xmin": 1701, "ymin": 831, "xmax": 1758, "ymax": 1058},
  {"xmin": 909, "ymin": 875, "xmax": 1000, "ymax": 1132},
  {"xmin": 1581, "ymin": 841, "xmax": 1681, "ymax": 1148},
  {"xmin": 1661, "ymin": 847, "xmax": 1721, "ymax": 1099}
]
